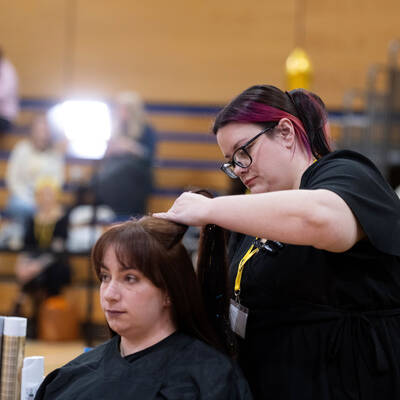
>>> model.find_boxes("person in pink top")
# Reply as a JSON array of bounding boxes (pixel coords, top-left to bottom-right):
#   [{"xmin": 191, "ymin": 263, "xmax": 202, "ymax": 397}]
[{"xmin": 0, "ymin": 47, "xmax": 19, "ymax": 132}]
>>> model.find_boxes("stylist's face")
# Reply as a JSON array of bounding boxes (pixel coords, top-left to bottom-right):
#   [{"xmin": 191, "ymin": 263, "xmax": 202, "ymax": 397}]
[
  {"xmin": 100, "ymin": 245, "xmax": 172, "ymax": 340},
  {"xmin": 216, "ymin": 122, "xmax": 294, "ymax": 193}
]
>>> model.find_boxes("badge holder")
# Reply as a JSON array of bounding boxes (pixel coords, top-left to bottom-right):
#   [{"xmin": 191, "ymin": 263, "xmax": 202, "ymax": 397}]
[{"xmin": 229, "ymin": 292, "xmax": 249, "ymax": 339}]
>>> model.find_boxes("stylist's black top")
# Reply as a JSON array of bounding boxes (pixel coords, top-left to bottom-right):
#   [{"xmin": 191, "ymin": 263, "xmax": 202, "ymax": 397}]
[{"xmin": 228, "ymin": 150, "xmax": 400, "ymax": 400}]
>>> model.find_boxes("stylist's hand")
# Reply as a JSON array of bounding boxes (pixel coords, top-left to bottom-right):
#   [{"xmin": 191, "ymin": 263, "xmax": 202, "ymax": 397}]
[{"xmin": 153, "ymin": 191, "xmax": 212, "ymax": 226}]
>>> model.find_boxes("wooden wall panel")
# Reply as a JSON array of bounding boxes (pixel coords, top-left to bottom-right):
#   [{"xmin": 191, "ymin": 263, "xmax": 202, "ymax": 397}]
[
  {"xmin": 157, "ymin": 142, "xmax": 221, "ymax": 161},
  {"xmin": 154, "ymin": 169, "xmax": 229, "ymax": 192},
  {"xmin": 1, "ymin": 1, "xmax": 400, "ymax": 108},
  {"xmin": 305, "ymin": 0, "xmax": 400, "ymax": 108},
  {"xmin": 56, "ymin": 0, "xmax": 295, "ymax": 102},
  {"xmin": 149, "ymin": 114, "xmax": 216, "ymax": 134},
  {"xmin": 0, "ymin": 0, "xmax": 69, "ymax": 97}
]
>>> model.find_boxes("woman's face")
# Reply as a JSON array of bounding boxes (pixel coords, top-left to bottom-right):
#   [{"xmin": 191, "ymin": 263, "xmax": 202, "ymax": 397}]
[
  {"xmin": 31, "ymin": 116, "xmax": 51, "ymax": 151},
  {"xmin": 100, "ymin": 245, "xmax": 173, "ymax": 340},
  {"xmin": 216, "ymin": 122, "xmax": 296, "ymax": 193},
  {"xmin": 35, "ymin": 185, "xmax": 58, "ymax": 211}
]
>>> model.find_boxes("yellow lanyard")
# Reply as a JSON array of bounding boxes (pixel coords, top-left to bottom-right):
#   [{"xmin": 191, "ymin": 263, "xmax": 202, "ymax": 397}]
[
  {"xmin": 34, "ymin": 218, "xmax": 56, "ymax": 249},
  {"xmin": 234, "ymin": 242, "xmax": 259, "ymax": 300}
]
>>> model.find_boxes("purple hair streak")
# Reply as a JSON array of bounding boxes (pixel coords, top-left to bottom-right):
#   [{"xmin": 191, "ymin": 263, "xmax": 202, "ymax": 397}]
[{"xmin": 233, "ymin": 102, "xmax": 312, "ymax": 156}]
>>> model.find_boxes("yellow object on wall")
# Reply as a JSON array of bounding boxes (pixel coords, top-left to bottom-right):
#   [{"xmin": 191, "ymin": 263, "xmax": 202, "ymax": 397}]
[{"xmin": 286, "ymin": 47, "xmax": 313, "ymax": 90}]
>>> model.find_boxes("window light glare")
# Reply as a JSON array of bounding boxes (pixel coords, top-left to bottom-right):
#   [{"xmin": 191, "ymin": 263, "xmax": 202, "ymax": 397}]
[{"xmin": 50, "ymin": 100, "xmax": 111, "ymax": 159}]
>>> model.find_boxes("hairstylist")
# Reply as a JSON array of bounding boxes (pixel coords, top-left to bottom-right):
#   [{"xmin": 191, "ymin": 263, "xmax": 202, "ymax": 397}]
[{"xmin": 154, "ymin": 85, "xmax": 400, "ymax": 400}]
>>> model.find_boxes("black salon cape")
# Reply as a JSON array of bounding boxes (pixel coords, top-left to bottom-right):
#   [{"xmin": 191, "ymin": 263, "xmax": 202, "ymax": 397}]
[
  {"xmin": 34, "ymin": 332, "xmax": 253, "ymax": 400},
  {"xmin": 228, "ymin": 150, "xmax": 400, "ymax": 400}
]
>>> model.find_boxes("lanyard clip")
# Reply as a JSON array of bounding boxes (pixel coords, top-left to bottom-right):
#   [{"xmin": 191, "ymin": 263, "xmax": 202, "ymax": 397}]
[{"xmin": 234, "ymin": 290, "xmax": 241, "ymax": 304}]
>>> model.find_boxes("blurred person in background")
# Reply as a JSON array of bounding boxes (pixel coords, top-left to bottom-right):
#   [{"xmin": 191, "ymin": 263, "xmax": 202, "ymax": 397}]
[
  {"xmin": 92, "ymin": 91, "xmax": 156, "ymax": 221},
  {"xmin": 13, "ymin": 177, "xmax": 71, "ymax": 337},
  {"xmin": 5, "ymin": 112, "xmax": 66, "ymax": 231},
  {"xmin": 0, "ymin": 47, "xmax": 19, "ymax": 132}
]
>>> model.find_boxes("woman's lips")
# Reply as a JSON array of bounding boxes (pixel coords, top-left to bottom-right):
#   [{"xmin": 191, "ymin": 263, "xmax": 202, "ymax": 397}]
[{"xmin": 106, "ymin": 310, "xmax": 126, "ymax": 317}]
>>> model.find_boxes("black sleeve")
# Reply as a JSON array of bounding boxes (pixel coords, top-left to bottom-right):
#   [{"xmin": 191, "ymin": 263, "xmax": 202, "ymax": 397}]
[{"xmin": 300, "ymin": 150, "xmax": 400, "ymax": 256}]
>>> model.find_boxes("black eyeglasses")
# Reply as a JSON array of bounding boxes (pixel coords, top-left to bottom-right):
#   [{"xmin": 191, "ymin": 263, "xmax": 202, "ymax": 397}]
[{"xmin": 220, "ymin": 125, "xmax": 276, "ymax": 179}]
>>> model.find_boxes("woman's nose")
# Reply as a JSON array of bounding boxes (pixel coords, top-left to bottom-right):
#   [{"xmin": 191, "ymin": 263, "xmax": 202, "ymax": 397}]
[{"xmin": 103, "ymin": 281, "xmax": 121, "ymax": 302}]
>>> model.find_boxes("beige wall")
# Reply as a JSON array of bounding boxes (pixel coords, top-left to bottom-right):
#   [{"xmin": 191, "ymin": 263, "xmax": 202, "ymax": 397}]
[{"xmin": 1, "ymin": 0, "xmax": 399, "ymax": 108}]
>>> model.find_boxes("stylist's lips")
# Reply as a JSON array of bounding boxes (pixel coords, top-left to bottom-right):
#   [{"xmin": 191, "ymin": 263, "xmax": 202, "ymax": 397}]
[{"xmin": 244, "ymin": 177, "xmax": 256, "ymax": 187}]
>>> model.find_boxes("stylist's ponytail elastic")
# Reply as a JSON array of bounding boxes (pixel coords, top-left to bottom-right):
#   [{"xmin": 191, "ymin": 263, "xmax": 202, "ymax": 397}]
[{"xmin": 287, "ymin": 89, "xmax": 332, "ymax": 158}]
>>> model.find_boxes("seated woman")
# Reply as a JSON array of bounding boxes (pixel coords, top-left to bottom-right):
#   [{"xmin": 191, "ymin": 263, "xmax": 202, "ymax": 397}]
[
  {"xmin": 13, "ymin": 177, "xmax": 70, "ymax": 337},
  {"xmin": 35, "ymin": 216, "xmax": 252, "ymax": 400}
]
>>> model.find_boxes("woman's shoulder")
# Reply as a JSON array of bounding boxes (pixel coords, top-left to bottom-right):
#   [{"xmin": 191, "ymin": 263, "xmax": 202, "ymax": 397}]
[
  {"xmin": 301, "ymin": 149, "xmax": 385, "ymax": 188},
  {"xmin": 164, "ymin": 332, "xmax": 239, "ymax": 373},
  {"xmin": 179, "ymin": 335, "xmax": 250, "ymax": 384},
  {"xmin": 302, "ymin": 150, "xmax": 400, "ymax": 256},
  {"xmin": 314, "ymin": 149, "xmax": 378, "ymax": 169},
  {"xmin": 10, "ymin": 139, "xmax": 32, "ymax": 154},
  {"xmin": 68, "ymin": 337, "xmax": 114, "ymax": 365},
  {"xmin": 34, "ymin": 337, "xmax": 118, "ymax": 399},
  {"xmin": 161, "ymin": 333, "xmax": 252, "ymax": 399}
]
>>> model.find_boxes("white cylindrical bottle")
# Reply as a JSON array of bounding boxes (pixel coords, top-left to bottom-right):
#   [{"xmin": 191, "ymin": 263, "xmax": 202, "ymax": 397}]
[{"xmin": 20, "ymin": 356, "xmax": 44, "ymax": 400}]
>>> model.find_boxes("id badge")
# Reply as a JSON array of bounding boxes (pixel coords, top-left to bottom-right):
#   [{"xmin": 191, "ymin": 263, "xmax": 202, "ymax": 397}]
[{"xmin": 229, "ymin": 299, "xmax": 249, "ymax": 339}]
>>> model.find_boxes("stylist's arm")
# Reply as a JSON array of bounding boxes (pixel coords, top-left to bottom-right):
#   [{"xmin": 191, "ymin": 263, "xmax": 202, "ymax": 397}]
[{"xmin": 154, "ymin": 188, "xmax": 363, "ymax": 253}]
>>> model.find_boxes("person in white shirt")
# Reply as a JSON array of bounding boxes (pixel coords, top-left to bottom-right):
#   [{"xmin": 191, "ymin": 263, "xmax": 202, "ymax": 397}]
[{"xmin": 5, "ymin": 113, "xmax": 66, "ymax": 229}]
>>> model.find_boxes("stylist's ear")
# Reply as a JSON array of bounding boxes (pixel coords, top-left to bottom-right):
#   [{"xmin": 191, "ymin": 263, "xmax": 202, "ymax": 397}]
[{"xmin": 277, "ymin": 118, "xmax": 295, "ymax": 149}]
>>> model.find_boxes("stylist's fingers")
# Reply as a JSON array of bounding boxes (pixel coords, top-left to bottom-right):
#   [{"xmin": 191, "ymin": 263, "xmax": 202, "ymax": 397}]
[
  {"xmin": 153, "ymin": 191, "xmax": 211, "ymax": 226},
  {"xmin": 153, "ymin": 192, "xmax": 192, "ymax": 221},
  {"xmin": 152, "ymin": 211, "xmax": 169, "ymax": 219}
]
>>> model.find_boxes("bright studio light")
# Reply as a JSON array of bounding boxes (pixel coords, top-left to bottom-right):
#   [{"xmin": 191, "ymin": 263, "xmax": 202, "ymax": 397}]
[{"xmin": 50, "ymin": 100, "xmax": 111, "ymax": 159}]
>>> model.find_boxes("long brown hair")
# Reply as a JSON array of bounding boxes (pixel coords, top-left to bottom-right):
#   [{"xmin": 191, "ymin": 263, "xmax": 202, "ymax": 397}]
[{"xmin": 91, "ymin": 216, "xmax": 221, "ymax": 350}]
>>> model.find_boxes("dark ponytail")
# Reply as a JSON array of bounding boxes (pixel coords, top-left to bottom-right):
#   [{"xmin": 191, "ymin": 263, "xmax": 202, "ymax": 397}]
[{"xmin": 287, "ymin": 89, "xmax": 332, "ymax": 158}]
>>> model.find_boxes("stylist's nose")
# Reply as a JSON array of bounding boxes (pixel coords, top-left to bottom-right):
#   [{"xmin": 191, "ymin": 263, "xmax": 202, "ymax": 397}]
[{"xmin": 234, "ymin": 164, "xmax": 247, "ymax": 178}]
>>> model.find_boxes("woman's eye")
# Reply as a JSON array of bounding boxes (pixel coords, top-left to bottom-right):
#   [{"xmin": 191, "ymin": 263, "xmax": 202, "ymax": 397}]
[
  {"xmin": 100, "ymin": 273, "xmax": 110, "ymax": 283},
  {"xmin": 125, "ymin": 275, "xmax": 137, "ymax": 283}
]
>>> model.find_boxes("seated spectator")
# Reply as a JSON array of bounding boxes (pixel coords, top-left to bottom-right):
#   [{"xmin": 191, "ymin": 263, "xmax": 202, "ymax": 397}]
[
  {"xmin": 0, "ymin": 47, "xmax": 19, "ymax": 132},
  {"xmin": 92, "ymin": 91, "xmax": 156, "ymax": 220},
  {"xmin": 35, "ymin": 217, "xmax": 252, "ymax": 400},
  {"xmin": 5, "ymin": 112, "xmax": 66, "ymax": 228},
  {"xmin": 13, "ymin": 177, "xmax": 71, "ymax": 337}
]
